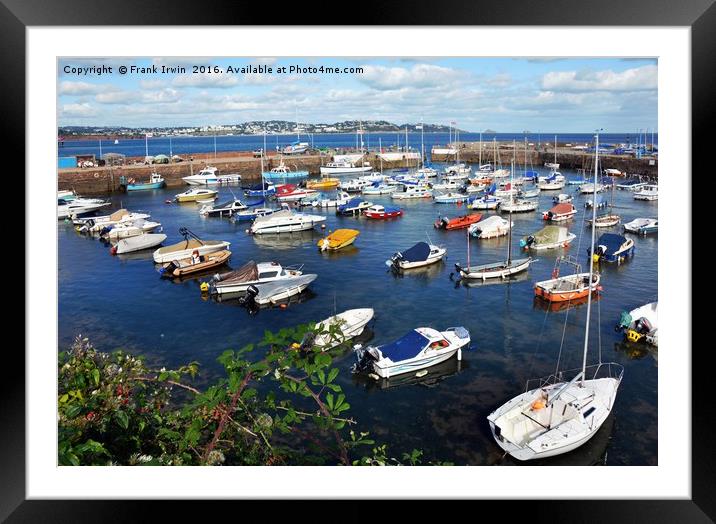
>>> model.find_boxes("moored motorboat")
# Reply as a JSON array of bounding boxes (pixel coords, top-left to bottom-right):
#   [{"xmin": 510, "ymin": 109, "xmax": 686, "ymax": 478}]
[
  {"xmin": 122, "ymin": 172, "xmax": 165, "ymax": 191},
  {"xmin": 499, "ymin": 198, "xmax": 538, "ymax": 213},
  {"xmin": 337, "ymin": 198, "xmax": 373, "ymax": 216},
  {"xmin": 249, "ymin": 208, "xmax": 326, "ymax": 234},
  {"xmin": 364, "ymin": 204, "xmax": 403, "ymax": 219},
  {"xmin": 361, "ymin": 183, "xmax": 396, "ymax": 195},
  {"xmin": 153, "ymin": 228, "xmax": 230, "ymax": 263},
  {"xmin": 210, "ymin": 260, "xmax": 304, "ymax": 295},
  {"xmin": 274, "ymin": 184, "xmax": 318, "ymax": 202},
  {"xmin": 468, "ymin": 215, "xmax": 511, "ymax": 239},
  {"xmin": 262, "ymin": 161, "xmax": 309, "ymax": 182},
  {"xmin": 199, "ymin": 198, "xmax": 248, "ymax": 217},
  {"xmin": 310, "ymin": 308, "xmax": 375, "ymax": 351},
  {"xmin": 317, "ymin": 229, "xmax": 360, "ymax": 251},
  {"xmin": 319, "ymin": 161, "xmax": 372, "ymax": 176},
  {"xmin": 615, "ymin": 302, "xmax": 658, "ymax": 346},
  {"xmin": 353, "ymin": 326, "xmax": 471, "ymax": 378},
  {"xmin": 433, "ymin": 191, "xmax": 469, "ymax": 204},
  {"xmin": 542, "ymin": 203, "xmax": 577, "ymax": 222},
  {"xmin": 520, "ymin": 225, "xmax": 576, "ymax": 250},
  {"xmin": 534, "ymin": 261, "xmax": 601, "ymax": 303},
  {"xmin": 553, "ymin": 194, "xmax": 572, "ymax": 204},
  {"xmin": 243, "ymin": 274, "xmax": 318, "ymax": 306},
  {"xmin": 633, "ymin": 184, "xmax": 658, "ymax": 201},
  {"xmin": 389, "ymin": 241, "xmax": 446, "ymax": 270},
  {"xmin": 111, "ymin": 233, "xmax": 167, "ymax": 255},
  {"xmin": 434, "ymin": 213, "xmax": 482, "ymax": 231},
  {"xmin": 306, "ymin": 177, "xmax": 340, "ymax": 190},
  {"xmin": 232, "ymin": 207, "xmax": 277, "ymax": 222},
  {"xmin": 160, "ymin": 249, "xmax": 231, "ymax": 278},
  {"xmin": 58, "ymin": 198, "xmax": 111, "ymax": 220},
  {"xmin": 391, "ymin": 184, "xmax": 433, "ymax": 200},
  {"xmin": 182, "ymin": 166, "xmax": 241, "ymax": 186},
  {"xmin": 623, "ymin": 217, "xmax": 658, "ymax": 235},
  {"xmin": 101, "ymin": 219, "xmax": 162, "ymax": 240},
  {"xmin": 589, "ymin": 233, "xmax": 634, "ymax": 264},
  {"xmin": 471, "ymin": 195, "xmax": 501, "ymax": 210},
  {"xmin": 174, "ymin": 187, "xmax": 218, "ymax": 202}
]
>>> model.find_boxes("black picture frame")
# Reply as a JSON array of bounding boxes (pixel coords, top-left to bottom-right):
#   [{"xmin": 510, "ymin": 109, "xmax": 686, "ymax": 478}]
[{"xmin": 5, "ymin": 0, "xmax": 710, "ymax": 521}]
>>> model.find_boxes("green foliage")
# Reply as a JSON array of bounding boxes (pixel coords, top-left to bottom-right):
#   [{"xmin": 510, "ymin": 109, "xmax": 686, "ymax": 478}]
[{"xmin": 58, "ymin": 328, "xmax": 444, "ymax": 467}]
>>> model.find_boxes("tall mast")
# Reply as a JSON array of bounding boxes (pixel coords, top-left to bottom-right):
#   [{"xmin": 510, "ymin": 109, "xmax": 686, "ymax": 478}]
[
  {"xmin": 581, "ymin": 130, "xmax": 600, "ymax": 383},
  {"xmin": 554, "ymin": 134, "xmax": 557, "ymax": 166},
  {"xmin": 507, "ymin": 140, "xmax": 515, "ymax": 264},
  {"xmin": 479, "ymin": 132, "xmax": 482, "ymax": 166}
]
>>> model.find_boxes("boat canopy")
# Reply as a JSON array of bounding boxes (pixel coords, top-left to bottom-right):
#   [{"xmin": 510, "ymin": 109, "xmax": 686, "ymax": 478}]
[
  {"xmin": 253, "ymin": 209, "xmax": 292, "ymax": 225},
  {"xmin": 339, "ymin": 198, "xmax": 364, "ymax": 210},
  {"xmin": 524, "ymin": 170, "xmax": 539, "ymax": 178},
  {"xmin": 530, "ymin": 225, "xmax": 570, "ymax": 244},
  {"xmin": 327, "ymin": 229, "xmax": 359, "ymax": 243},
  {"xmin": 109, "ymin": 209, "xmax": 129, "ymax": 221},
  {"xmin": 597, "ymin": 233, "xmax": 627, "ymax": 255},
  {"xmin": 378, "ymin": 329, "xmax": 430, "ymax": 362},
  {"xmin": 486, "ymin": 183, "xmax": 497, "ymax": 194},
  {"xmin": 398, "ymin": 242, "xmax": 431, "ymax": 262},
  {"xmin": 217, "ymin": 260, "xmax": 258, "ymax": 283},
  {"xmin": 475, "ymin": 215, "xmax": 506, "ymax": 231},
  {"xmin": 549, "ymin": 203, "xmax": 574, "ymax": 215}
]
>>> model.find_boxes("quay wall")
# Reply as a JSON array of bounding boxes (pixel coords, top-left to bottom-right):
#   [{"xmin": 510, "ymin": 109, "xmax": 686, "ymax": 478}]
[{"xmin": 58, "ymin": 152, "xmax": 417, "ymax": 195}]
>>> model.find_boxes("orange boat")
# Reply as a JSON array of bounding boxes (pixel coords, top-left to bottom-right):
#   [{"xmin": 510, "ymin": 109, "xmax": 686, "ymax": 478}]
[
  {"xmin": 434, "ymin": 213, "xmax": 483, "ymax": 230},
  {"xmin": 533, "ymin": 256, "xmax": 602, "ymax": 302}
]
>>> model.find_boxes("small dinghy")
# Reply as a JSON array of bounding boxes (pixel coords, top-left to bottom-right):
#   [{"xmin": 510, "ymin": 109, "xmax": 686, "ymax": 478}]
[
  {"xmin": 588, "ymin": 233, "xmax": 634, "ymax": 264},
  {"xmin": 112, "ymin": 233, "xmax": 167, "ymax": 255},
  {"xmin": 240, "ymin": 274, "xmax": 317, "ymax": 306},
  {"xmin": 209, "ymin": 260, "xmax": 304, "ymax": 295},
  {"xmin": 337, "ymin": 198, "xmax": 373, "ymax": 216},
  {"xmin": 317, "ymin": 229, "xmax": 360, "ymax": 251},
  {"xmin": 353, "ymin": 326, "xmax": 471, "ymax": 379},
  {"xmin": 309, "ymin": 308, "xmax": 375, "ymax": 351},
  {"xmin": 468, "ymin": 215, "xmax": 511, "ymax": 239},
  {"xmin": 364, "ymin": 204, "xmax": 403, "ymax": 219},
  {"xmin": 160, "ymin": 250, "xmax": 231, "ymax": 278},
  {"xmin": 542, "ymin": 203, "xmax": 577, "ymax": 222},
  {"xmin": 520, "ymin": 225, "xmax": 576, "ymax": 250},
  {"xmin": 434, "ymin": 213, "xmax": 482, "ymax": 230},
  {"xmin": 616, "ymin": 302, "xmax": 658, "ymax": 346},
  {"xmin": 199, "ymin": 198, "xmax": 247, "ymax": 217},
  {"xmin": 389, "ymin": 241, "xmax": 446, "ymax": 270},
  {"xmin": 623, "ymin": 218, "xmax": 658, "ymax": 235},
  {"xmin": 153, "ymin": 228, "xmax": 231, "ymax": 263}
]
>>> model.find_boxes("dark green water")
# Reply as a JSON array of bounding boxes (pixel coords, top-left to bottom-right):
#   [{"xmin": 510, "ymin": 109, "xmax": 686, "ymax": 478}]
[{"xmin": 58, "ymin": 166, "xmax": 658, "ymax": 465}]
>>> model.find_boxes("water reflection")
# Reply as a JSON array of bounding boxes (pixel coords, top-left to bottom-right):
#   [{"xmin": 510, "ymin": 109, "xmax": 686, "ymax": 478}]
[{"xmin": 352, "ymin": 355, "xmax": 468, "ymax": 391}]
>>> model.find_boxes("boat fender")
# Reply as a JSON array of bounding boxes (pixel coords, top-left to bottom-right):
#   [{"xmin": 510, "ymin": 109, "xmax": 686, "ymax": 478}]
[
  {"xmin": 200, "ymin": 282, "xmax": 209, "ymax": 293},
  {"xmin": 110, "ymin": 246, "xmax": 117, "ymax": 255}
]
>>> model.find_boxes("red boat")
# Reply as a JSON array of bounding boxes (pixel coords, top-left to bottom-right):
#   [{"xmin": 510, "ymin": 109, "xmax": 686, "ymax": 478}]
[
  {"xmin": 434, "ymin": 213, "xmax": 483, "ymax": 230},
  {"xmin": 363, "ymin": 204, "xmax": 403, "ymax": 219},
  {"xmin": 542, "ymin": 203, "xmax": 577, "ymax": 222},
  {"xmin": 275, "ymin": 183, "xmax": 317, "ymax": 202}
]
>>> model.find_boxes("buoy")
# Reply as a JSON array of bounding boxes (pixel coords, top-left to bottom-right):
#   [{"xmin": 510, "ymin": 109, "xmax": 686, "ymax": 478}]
[
  {"xmin": 245, "ymin": 229, "xmax": 250, "ymax": 234},
  {"xmin": 279, "ymin": 303, "xmax": 288, "ymax": 309},
  {"xmin": 110, "ymin": 246, "xmax": 117, "ymax": 255},
  {"xmin": 200, "ymin": 282, "xmax": 209, "ymax": 293},
  {"xmin": 415, "ymin": 370, "xmax": 428, "ymax": 378},
  {"xmin": 321, "ymin": 224, "xmax": 326, "ymax": 229},
  {"xmin": 291, "ymin": 342, "xmax": 300, "ymax": 349}
]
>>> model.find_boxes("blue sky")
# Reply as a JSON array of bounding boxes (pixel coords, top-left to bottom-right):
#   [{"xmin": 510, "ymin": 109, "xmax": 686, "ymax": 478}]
[{"xmin": 58, "ymin": 57, "xmax": 657, "ymax": 132}]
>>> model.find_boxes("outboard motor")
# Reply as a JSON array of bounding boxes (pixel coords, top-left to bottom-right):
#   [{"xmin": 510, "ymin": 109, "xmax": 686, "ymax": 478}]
[
  {"xmin": 635, "ymin": 317, "xmax": 653, "ymax": 334},
  {"xmin": 520, "ymin": 235, "xmax": 535, "ymax": 249},
  {"xmin": 352, "ymin": 345, "xmax": 377, "ymax": 375},
  {"xmin": 238, "ymin": 284, "xmax": 260, "ymax": 308}
]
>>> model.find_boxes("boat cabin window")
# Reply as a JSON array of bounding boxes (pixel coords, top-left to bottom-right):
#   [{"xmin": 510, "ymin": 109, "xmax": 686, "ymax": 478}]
[
  {"xmin": 428, "ymin": 339, "xmax": 450, "ymax": 350},
  {"xmin": 583, "ymin": 407, "xmax": 596, "ymax": 418},
  {"xmin": 258, "ymin": 271, "xmax": 279, "ymax": 279}
]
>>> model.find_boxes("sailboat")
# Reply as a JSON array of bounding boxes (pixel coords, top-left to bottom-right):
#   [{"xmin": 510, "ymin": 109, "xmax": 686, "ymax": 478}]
[
  {"xmin": 487, "ymin": 131, "xmax": 623, "ymax": 461},
  {"xmin": 586, "ymin": 177, "xmax": 621, "ymax": 228},
  {"xmin": 454, "ymin": 152, "xmax": 533, "ymax": 281}
]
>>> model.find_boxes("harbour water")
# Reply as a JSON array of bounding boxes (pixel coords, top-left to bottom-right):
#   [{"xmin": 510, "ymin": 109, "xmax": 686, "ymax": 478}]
[
  {"xmin": 58, "ymin": 132, "xmax": 658, "ymax": 160},
  {"xmin": 58, "ymin": 165, "xmax": 658, "ymax": 465}
]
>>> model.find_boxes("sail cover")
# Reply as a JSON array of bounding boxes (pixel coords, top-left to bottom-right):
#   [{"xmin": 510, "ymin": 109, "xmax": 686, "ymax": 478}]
[
  {"xmin": 398, "ymin": 242, "xmax": 431, "ymax": 262},
  {"xmin": 476, "ymin": 215, "xmax": 507, "ymax": 231},
  {"xmin": 597, "ymin": 233, "xmax": 627, "ymax": 255},
  {"xmin": 378, "ymin": 329, "xmax": 430, "ymax": 362}
]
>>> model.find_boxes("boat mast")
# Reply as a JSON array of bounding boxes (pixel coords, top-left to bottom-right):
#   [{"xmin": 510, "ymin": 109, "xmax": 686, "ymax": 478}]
[
  {"xmin": 507, "ymin": 142, "xmax": 514, "ymax": 265},
  {"xmin": 420, "ymin": 119, "xmax": 425, "ymax": 169},
  {"xmin": 479, "ymin": 132, "xmax": 482, "ymax": 166},
  {"xmin": 581, "ymin": 130, "xmax": 601, "ymax": 384}
]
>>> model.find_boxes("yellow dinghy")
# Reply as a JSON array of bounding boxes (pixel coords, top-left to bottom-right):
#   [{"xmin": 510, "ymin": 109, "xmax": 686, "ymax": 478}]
[
  {"xmin": 318, "ymin": 229, "xmax": 360, "ymax": 251},
  {"xmin": 307, "ymin": 178, "xmax": 339, "ymax": 190}
]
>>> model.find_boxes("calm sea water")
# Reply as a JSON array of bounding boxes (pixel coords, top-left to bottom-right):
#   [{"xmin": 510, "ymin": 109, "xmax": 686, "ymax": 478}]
[
  {"xmin": 58, "ymin": 165, "xmax": 658, "ymax": 465},
  {"xmin": 58, "ymin": 132, "xmax": 658, "ymax": 159}
]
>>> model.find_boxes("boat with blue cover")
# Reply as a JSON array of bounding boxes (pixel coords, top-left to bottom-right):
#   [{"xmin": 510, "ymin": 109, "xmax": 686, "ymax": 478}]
[
  {"xmin": 337, "ymin": 198, "xmax": 373, "ymax": 216},
  {"xmin": 388, "ymin": 241, "xmax": 446, "ymax": 270},
  {"xmin": 353, "ymin": 326, "xmax": 471, "ymax": 378},
  {"xmin": 243, "ymin": 183, "xmax": 276, "ymax": 197},
  {"xmin": 589, "ymin": 233, "xmax": 634, "ymax": 263}
]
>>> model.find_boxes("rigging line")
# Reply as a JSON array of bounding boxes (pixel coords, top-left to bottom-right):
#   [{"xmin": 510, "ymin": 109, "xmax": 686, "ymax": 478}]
[
  {"xmin": 525, "ymin": 295, "xmax": 553, "ymax": 386},
  {"xmin": 597, "ymin": 288, "xmax": 602, "ymax": 365}
]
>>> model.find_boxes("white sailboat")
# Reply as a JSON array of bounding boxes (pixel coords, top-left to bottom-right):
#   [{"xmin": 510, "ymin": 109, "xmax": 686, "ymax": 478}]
[
  {"xmin": 455, "ymin": 152, "xmax": 533, "ymax": 281},
  {"xmin": 487, "ymin": 131, "xmax": 623, "ymax": 461}
]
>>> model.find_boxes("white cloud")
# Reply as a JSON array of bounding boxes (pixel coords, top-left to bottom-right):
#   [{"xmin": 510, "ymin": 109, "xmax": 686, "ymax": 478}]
[
  {"xmin": 95, "ymin": 88, "xmax": 181, "ymax": 105},
  {"xmin": 541, "ymin": 65, "xmax": 657, "ymax": 92},
  {"xmin": 139, "ymin": 79, "xmax": 166, "ymax": 89},
  {"xmin": 172, "ymin": 72, "xmax": 239, "ymax": 89},
  {"xmin": 60, "ymin": 103, "xmax": 95, "ymax": 117},
  {"xmin": 58, "ymin": 81, "xmax": 105, "ymax": 95},
  {"xmin": 357, "ymin": 64, "xmax": 462, "ymax": 91}
]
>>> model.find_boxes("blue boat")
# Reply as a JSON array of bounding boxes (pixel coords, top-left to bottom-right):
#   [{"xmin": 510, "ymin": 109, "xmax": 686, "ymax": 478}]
[
  {"xmin": 121, "ymin": 173, "xmax": 165, "ymax": 191},
  {"xmin": 244, "ymin": 183, "xmax": 276, "ymax": 197},
  {"xmin": 589, "ymin": 233, "xmax": 635, "ymax": 263},
  {"xmin": 337, "ymin": 198, "xmax": 372, "ymax": 216},
  {"xmin": 262, "ymin": 162, "xmax": 309, "ymax": 182}
]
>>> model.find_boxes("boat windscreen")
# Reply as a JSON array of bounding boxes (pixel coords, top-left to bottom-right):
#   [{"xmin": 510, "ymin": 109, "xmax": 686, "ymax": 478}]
[{"xmin": 378, "ymin": 330, "xmax": 430, "ymax": 362}]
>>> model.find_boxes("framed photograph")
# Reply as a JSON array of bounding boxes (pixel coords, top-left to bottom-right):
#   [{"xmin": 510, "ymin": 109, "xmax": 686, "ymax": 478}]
[{"xmin": 6, "ymin": 0, "xmax": 710, "ymax": 520}]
